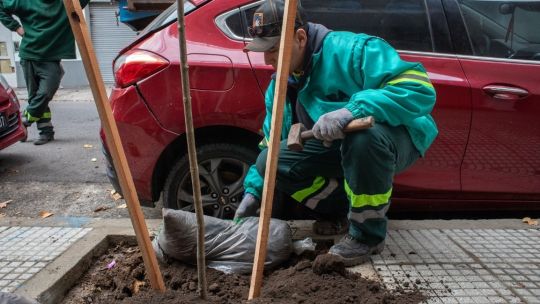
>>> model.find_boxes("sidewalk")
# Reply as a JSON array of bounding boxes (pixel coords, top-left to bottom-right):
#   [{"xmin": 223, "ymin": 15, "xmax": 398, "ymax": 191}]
[
  {"xmin": 14, "ymin": 86, "xmax": 110, "ymax": 102},
  {"xmin": 1, "ymin": 217, "xmax": 539, "ymax": 303}
]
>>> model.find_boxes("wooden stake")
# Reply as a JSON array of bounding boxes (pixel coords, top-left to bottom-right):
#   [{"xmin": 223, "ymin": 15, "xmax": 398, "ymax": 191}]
[
  {"xmin": 248, "ymin": 0, "xmax": 298, "ymax": 299},
  {"xmin": 176, "ymin": 0, "xmax": 207, "ymax": 299},
  {"xmin": 63, "ymin": 0, "xmax": 165, "ymax": 291}
]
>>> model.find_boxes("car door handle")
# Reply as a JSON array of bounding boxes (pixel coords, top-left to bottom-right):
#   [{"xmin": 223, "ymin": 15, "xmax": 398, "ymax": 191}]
[{"xmin": 483, "ymin": 85, "xmax": 529, "ymax": 100}]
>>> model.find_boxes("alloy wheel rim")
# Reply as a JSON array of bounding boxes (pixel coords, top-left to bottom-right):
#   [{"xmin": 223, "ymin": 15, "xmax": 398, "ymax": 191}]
[{"xmin": 176, "ymin": 156, "xmax": 249, "ymax": 219}]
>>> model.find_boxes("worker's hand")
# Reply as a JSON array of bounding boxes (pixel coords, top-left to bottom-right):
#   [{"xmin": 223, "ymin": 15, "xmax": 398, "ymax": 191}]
[
  {"xmin": 312, "ymin": 108, "xmax": 353, "ymax": 147},
  {"xmin": 16, "ymin": 27, "xmax": 25, "ymax": 37},
  {"xmin": 233, "ymin": 193, "xmax": 260, "ymax": 223}
]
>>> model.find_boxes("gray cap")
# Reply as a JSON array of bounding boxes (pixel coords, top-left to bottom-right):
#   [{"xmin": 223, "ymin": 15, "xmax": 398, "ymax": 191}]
[{"xmin": 244, "ymin": 0, "xmax": 305, "ymax": 52}]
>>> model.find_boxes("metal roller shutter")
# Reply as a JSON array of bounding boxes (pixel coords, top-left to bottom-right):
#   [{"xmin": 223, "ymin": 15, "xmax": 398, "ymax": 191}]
[{"xmin": 90, "ymin": 2, "xmax": 138, "ymax": 83}]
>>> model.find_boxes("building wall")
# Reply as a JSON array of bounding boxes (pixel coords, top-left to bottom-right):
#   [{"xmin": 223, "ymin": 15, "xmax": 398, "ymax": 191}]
[
  {"xmin": 15, "ymin": 60, "xmax": 89, "ymax": 88},
  {"xmin": 0, "ymin": 23, "xmax": 17, "ymax": 87}
]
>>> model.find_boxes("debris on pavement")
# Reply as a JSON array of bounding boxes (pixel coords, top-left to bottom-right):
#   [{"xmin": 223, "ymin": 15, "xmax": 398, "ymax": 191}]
[
  {"xmin": 93, "ymin": 205, "xmax": 110, "ymax": 212},
  {"xmin": 39, "ymin": 211, "xmax": 54, "ymax": 218},
  {"xmin": 110, "ymin": 190, "xmax": 122, "ymax": 201},
  {"xmin": 522, "ymin": 217, "xmax": 538, "ymax": 226},
  {"xmin": 0, "ymin": 200, "xmax": 13, "ymax": 208},
  {"xmin": 116, "ymin": 203, "xmax": 127, "ymax": 209},
  {"xmin": 0, "ymin": 213, "xmax": 5, "ymax": 218},
  {"xmin": 91, "ymin": 158, "xmax": 97, "ymax": 162},
  {"xmin": 83, "ymin": 144, "xmax": 93, "ymax": 148}
]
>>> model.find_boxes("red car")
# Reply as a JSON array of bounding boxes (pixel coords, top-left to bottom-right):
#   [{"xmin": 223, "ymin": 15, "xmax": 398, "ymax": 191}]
[
  {"xmin": 103, "ymin": 0, "xmax": 540, "ymax": 218},
  {"xmin": 0, "ymin": 75, "xmax": 26, "ymax": 150}
]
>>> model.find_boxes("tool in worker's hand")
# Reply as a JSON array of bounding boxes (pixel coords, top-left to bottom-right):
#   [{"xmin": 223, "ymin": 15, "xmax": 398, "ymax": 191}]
[{"xmin": 287, "ymin": 116, "xmax": 375, "ymax": 151}]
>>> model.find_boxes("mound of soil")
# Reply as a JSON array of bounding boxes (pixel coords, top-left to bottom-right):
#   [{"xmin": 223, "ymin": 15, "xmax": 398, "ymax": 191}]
[{"xmin": 62, "ymin": 242, "xmax": 426, "ymax": 304}]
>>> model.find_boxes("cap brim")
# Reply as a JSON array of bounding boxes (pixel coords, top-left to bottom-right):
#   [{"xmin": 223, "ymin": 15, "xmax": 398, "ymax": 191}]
[{"xmin": 243, "ymin": 36, "xmax": 281, "ymax": 52}]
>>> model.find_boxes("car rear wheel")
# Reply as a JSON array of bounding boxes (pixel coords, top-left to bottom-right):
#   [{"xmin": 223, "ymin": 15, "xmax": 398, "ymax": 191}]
[{"xmin": 162, "ymin": 143, "xmax": 258, "ymax": 219}]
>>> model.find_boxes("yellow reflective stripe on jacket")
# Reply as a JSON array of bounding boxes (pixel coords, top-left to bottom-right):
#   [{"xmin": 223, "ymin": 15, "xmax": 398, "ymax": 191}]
[
  {"xmin": 386, "ymin": 69, "xmax": 433, "ymax": 90},
  {"xmin": 292, "ymin": 176, "xmax": 325, "ymax": 202},
  {"xmin": 345, "ymin": 181, "xmax": 392, "ymax": 208},
  {"xmin": 42, "ymin": 112, "xmax": 52, "ymax": 119}
]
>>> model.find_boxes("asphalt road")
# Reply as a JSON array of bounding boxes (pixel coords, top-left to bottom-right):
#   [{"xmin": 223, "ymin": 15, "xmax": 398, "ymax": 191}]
[{"xmin": 0, "ymin": 95, "xmax": 162, "ymax": 220}]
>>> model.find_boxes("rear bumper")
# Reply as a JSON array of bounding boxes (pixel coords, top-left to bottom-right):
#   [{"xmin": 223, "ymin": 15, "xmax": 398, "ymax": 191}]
[
  {"xmin": 100, "ymin": 85, "xmax": 177, "ymax": 206},
  {"xmin": 101, "ymin": 141, "xmax": 123, "ymax": 195}
]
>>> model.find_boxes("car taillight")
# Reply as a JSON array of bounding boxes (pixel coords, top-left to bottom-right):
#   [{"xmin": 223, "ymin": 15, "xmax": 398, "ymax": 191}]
[{"xmin": 113, "ymin": 50, "xmax": 169, "ymax": 88}]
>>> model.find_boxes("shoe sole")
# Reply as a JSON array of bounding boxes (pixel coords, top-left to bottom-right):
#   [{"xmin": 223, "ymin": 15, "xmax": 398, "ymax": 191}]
[
  {"xmin": 330, "ymin": 242, "xmax": 385, "ymax": 267},
  {"xmin": 34, "ymin": 138, "xmax": 54, "ymax": 145}
]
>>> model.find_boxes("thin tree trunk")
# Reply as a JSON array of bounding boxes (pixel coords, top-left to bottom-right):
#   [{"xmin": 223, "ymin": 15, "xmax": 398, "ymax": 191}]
[{"xmin": 176, "ymin": 0, "xmax": 207, "ymax": 299}]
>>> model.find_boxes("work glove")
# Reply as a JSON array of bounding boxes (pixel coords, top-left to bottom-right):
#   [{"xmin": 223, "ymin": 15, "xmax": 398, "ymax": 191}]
[
  {"xmin": 233, "ymin": 193, "xmax": 260, "ymax": 223},
  {"xmin": 312, "ymin": 108, "xmax": 354, "ymax": 147}
]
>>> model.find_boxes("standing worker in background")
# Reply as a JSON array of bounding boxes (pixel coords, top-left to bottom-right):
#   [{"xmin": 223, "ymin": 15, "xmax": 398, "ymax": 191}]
[
  {"xmin": 0, "ymin": 0, "xmax": 89, "ymax": 145},
  {"xmin": 234, "ymin": 0, "xmax": 437, "ymax": 266}
]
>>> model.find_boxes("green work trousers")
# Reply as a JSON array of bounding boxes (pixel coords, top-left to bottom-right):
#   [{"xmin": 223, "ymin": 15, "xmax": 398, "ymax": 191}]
[
  {"xmin": 20, "ymin": 59, "xmax": 64, "ymax": 136},
  {"xmin": 255, "ymin": 123, "xmax": 420, "ymax": 245}
]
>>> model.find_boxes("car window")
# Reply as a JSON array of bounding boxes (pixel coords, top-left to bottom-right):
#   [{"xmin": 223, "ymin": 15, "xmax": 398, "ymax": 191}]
[
  {"xmin": 458, "ymin": 0, "xmax": 540, "ymax": 61},
  {"xmin": 241, "ymin": 0, "xmax": 434, "ymax": 52},
  {"xmin": 215, "ymin": 8, "xmax": 245, "ymax": 40}
]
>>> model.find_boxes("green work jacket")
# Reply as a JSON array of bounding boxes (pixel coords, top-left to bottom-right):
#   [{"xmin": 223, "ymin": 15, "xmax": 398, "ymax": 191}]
[
  {"xmin": 243, "ymin": 32, "xmax": 438, "ymax": 200},
  {"xmin": 0, "ymin": 0, "xmax": 89, "ymax": 61}
]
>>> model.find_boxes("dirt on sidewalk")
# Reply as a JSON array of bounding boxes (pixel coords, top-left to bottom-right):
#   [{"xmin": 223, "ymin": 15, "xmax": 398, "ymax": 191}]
[{"xmin": 61, "ymin": 242, "xmax": 426, "ymax": 303}]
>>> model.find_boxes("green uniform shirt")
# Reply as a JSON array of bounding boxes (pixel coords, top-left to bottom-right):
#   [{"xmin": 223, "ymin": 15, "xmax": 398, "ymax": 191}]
[{"xmin": 0, "ymin": 0, "xmax": 89, "ymax": 61}]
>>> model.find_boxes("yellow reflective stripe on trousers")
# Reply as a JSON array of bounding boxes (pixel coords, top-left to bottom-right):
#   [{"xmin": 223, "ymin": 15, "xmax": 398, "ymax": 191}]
[
  {"xmin": 292, "ymin": 176, "xmax": 325, "ymax": 202},
  {"xmin": 344, "ymin": 181, "xmax": 392, "ymax": 208},
  {"xmin": 24, "ymin": 110, "xmax": 40, "ymax": 122}
]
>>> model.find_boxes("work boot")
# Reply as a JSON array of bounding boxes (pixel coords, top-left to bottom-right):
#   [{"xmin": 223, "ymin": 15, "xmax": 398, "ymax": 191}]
[
  {"xmin": 312, "ymin": 217, "xmax": 349, "ymax": 235},
  {"xmin": 34, "ymin": 133, "xmax": 54, "ymax": 145},
  {"xmin": 328, "ymin": 234, "xmax": 385, "ymax": 266}
]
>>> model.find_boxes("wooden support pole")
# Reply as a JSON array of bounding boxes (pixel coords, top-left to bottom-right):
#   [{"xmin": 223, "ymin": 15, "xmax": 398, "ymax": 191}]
[
  {"xmin": 248, "ymin": 0, "xmax": 298, "ymax": 299},
  {"xmin": 63, "ymin": 0, "xmax": 165, "ymax": 291},
  {"xmin": 176, "ymin": 0, "xmax": 207, "ymax": 299}
]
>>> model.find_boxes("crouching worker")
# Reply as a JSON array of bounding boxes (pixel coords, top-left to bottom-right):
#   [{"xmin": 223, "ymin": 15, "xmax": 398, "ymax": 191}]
[{"xmin": 234, "ymin": 0, "xmax": 437, "ymax": 266}]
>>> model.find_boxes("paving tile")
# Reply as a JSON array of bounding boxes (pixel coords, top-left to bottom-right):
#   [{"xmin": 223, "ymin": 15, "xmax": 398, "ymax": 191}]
[
  {"xmin": 523, "ymin": 296, "xmax": 540, "ymax": 304},
  {"xmin": 0, "ymin": 226, "xmax": 91, "ymax": 293},
  {"xmin": 369, "ymin": 229, "xmax": 540, "ymax": 303}
]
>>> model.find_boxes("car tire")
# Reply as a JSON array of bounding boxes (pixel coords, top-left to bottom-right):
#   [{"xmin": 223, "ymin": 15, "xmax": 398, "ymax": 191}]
[{"xmin": 162, "ymin": 143, "xmax": 258, "ymax": 219}]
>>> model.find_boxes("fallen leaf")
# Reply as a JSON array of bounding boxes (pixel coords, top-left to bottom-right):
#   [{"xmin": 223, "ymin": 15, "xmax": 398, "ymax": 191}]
[
  {"xmin": 116, "ymin": 203, "xmax": 127, "ymax": 209},
  {"xmin": 91, "ymin": 158, "xmax": 97, "ymax": 162},
  {"xmin": 39, "ymin": 211, "xmax": 54, "ymax": 218},
  {"xmin": 83, "ymin": 144, "xmax": 93, "ymax": 148},
  {"xmin": 133, "ymin": 280, "xmax": 145, "ymax": 294},
  {"xmin": 522, "ymin": 217, "xmax": 538, "ymax": 226},
  {"xmin": 94, "ymin": 206, "xmax": 110, "ymax": 212},
  {"xmin": 0, "ymin": 200, "xmax": 12, "ymax": 208}
]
